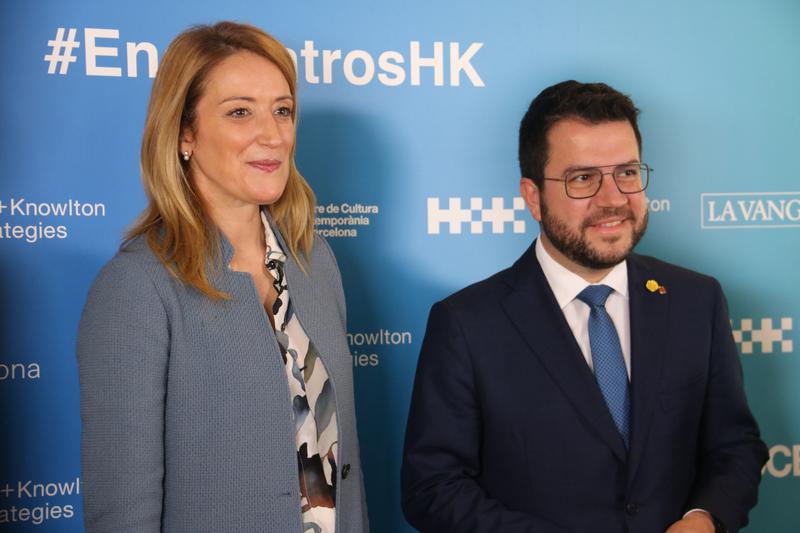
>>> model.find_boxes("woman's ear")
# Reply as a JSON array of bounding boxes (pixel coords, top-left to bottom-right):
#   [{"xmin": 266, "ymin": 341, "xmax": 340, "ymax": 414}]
[{"xmin": 179, "ymin": 128, "xmax": 196, "ymax": 161}]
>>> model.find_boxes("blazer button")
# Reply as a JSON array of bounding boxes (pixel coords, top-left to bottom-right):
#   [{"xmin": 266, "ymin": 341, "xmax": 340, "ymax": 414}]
[
  {"xmin": 341, "ymin": 463, "xmax": 351, "ymax": 480},
  {"xmin": 625, "ymin": 502, "xmax": 639, "ymax": 516}
]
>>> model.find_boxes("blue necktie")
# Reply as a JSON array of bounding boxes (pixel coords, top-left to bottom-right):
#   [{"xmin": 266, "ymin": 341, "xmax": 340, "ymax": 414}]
[{"xmin": 577, "ymin": 285, "xmax": 631, "ymax": 448}]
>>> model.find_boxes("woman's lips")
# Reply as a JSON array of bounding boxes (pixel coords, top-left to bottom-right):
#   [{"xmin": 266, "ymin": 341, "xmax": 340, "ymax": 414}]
[{"xmin": 248, "ymin": 159, "xmax": 281, "ymax": 172}]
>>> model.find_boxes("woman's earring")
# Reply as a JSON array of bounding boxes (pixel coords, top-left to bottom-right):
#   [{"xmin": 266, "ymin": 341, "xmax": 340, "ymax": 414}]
[{"xmin": 182, "ymin": 151, "xmax": 191, "ymax": 161}]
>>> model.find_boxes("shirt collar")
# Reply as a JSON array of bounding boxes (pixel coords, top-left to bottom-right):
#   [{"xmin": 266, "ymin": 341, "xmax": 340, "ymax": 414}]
[
  {"xmin": 260, "ymin": 209, "xmax": 287, "ymax": 266},
  {"xmin": 535, "ymin": 237, "xmax": 629, "ymax": 310}
]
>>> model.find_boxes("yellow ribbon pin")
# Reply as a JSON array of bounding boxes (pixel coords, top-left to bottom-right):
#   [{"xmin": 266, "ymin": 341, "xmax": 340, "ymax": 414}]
[{"xmin": 646, "ymin": 279, "xmax": 667, "ymax": 294}]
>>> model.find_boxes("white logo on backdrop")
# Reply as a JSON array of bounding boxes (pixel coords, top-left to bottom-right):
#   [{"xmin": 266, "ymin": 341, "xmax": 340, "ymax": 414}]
[
  {"xmin": 288, "ymin": 40, "xmax": 484, "ymax": 87},
  {"xmin": 43, "ymin": 28, "xmax": 485, "ymax": 87},
  {"xmin": 647, "ymin": 198, "xmax": 671, "ymax": 212},
  {"xmin": 731, "ymin": 318, "xmax": 793, "ymax": 354},
  {"xmin": 44, "ymin": 28, "xmax": 157, "ymax": 78},
  {"xmin": 764, "ymin": 444, "xmax": 800, "ymax": 478},
  {"xmin": 427, "ymin": 197, "xmax": 526, "ymax": 235},
  {"xmin": 701, "ymin": 192, "xmax": 800, "ymax": 229},
  {"xmin": 0, "ymin": 361, "xmax": 41, "ymax": 381}
]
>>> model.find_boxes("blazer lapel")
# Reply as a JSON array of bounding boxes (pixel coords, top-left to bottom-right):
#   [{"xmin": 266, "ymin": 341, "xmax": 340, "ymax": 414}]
[
  {"xmin": 501, "ymin": 242, "xmax": 628, "ymax": 463},
  {"xmin": 625, "ymin": 255, "xmax": 669, "ymax": 483}
]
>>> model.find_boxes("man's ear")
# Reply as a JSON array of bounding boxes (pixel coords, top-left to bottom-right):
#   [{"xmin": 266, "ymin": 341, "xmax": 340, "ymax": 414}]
[{"xmin": 520, "ymin": 177, "xmax": 542, "ymax": 222}]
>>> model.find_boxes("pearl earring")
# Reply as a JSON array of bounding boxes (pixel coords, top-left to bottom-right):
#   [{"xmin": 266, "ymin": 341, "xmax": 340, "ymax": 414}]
[{"xmin": 182, "ymin": 151, "xmax": 191, "ymax": 161}]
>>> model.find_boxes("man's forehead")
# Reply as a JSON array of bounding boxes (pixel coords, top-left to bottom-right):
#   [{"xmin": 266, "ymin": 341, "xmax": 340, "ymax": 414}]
[
  {"xmin": 548, "ymin": 119, "xmax": 637, "ymax": 148},
  {"xmin": 549, "ymin": 117, "xmax": 633, "ymax": 134},
  {"xmin": 545, "ymin": 119, "xmax": 640, "ymax": 169}
]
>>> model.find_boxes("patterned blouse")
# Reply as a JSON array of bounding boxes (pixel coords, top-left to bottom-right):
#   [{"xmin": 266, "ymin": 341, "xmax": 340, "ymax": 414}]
[{"xmin": 261, "ymin": 212, "xmax": 338, "ymax": 533}]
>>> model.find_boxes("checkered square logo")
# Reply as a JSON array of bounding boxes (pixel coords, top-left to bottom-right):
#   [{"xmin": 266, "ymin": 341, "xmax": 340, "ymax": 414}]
[
  {"xmin": 427, "ymin": 197, "xmax": 526, "ymax": 234},
  {"xmin": 732, "ymin": 318, "xmax": 793, "ymax": 354}
]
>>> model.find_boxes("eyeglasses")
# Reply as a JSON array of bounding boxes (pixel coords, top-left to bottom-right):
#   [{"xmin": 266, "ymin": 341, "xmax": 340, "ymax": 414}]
[{"xmin": 542, "ymin": 163, "xmax": 652, "ymax": 199}]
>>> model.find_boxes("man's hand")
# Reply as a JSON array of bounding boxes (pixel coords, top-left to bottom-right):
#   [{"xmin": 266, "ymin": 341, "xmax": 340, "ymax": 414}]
[{"xmin": 664, "ymin": 510, "xmax": 715, "ymax": 533}]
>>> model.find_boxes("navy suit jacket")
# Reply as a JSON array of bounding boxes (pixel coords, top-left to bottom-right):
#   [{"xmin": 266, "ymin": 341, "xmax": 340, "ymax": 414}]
[{"xmin": 401, "ymin": 242, "xmax": 767, "ymax": 533}]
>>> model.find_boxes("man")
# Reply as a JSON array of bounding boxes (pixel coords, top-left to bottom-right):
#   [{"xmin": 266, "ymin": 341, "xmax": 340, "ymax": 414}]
[{"xmin": 401, "ymin": 81, "xmax": 767, "ymax": 533}]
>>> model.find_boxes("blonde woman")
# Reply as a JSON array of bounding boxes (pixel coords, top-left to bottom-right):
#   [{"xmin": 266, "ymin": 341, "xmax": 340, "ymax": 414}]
[{"xmin": 77, "ymin": 22, "xmax": 368, "ymax": 532}]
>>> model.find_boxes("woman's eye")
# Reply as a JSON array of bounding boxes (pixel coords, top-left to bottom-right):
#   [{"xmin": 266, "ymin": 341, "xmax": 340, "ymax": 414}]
[
  {"xmin": 227, "ymin": 107, "xmax": 250, "ymax": 118},
  {"xmin": 275, "ymin": 106, "xmax": 292, "ymax": 117}
]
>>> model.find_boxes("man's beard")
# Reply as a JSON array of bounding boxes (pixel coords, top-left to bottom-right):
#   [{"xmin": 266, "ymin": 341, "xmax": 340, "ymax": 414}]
[{"xmin": 540, "ymin": 201, "xmax": 648, "ymax": 270}]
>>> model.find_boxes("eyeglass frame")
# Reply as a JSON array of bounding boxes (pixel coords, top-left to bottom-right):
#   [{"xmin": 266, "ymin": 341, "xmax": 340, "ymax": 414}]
[{"xmin": 541, "ymin": 162, "xmax": 653, "ymax": 199}]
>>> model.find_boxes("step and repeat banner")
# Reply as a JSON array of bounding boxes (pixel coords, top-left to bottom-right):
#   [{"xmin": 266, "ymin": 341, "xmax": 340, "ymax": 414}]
[{"xmin": 1, "ymin": 1, "xmax": 798, "ymax": 531}]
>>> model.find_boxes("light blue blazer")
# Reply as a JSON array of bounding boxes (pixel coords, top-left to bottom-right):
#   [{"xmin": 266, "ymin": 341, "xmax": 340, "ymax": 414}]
[{"xmin": 77, "ymin": 222, "xmax": 369, "ymax": 533}]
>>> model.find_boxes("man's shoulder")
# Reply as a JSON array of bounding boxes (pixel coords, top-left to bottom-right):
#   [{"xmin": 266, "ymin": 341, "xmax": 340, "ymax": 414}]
[
  {"xmin": 629, "ymin": 253, "xmax": 723, "ymax": 293},
  {"xmin": 436, "ymin": 264, "xmax": 517, "ymax": 313}
]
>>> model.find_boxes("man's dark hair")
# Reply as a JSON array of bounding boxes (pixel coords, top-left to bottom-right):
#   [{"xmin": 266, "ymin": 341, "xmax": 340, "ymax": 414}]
[{"xmin": 518, "ymin": 80, "xmax": 641, "ymax": 187}]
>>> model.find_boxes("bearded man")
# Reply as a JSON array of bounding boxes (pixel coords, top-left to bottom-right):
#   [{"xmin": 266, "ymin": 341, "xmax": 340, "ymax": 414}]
[{"xmin": 401, "ymin": 81, "xmax": 767, "ymax": 533}]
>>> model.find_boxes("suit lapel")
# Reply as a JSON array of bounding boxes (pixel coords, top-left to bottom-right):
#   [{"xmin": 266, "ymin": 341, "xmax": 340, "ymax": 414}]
[
  {"xmin": 501, "ymin": 242, "xmax": 628, "ymax": 463},
  {"xmin": 625, "ymin": 255, "xmax": 669, "ymax": 482}
]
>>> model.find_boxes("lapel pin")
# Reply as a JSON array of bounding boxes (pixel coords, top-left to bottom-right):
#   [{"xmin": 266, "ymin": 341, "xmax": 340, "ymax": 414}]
[{"xmin": 646, "ymin": 279, "xmax": 667, "ymax": 294}]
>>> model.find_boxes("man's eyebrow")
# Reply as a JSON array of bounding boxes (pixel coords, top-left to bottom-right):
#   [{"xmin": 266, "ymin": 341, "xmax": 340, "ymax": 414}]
[{"xmin": 563, "ymin": 160, "xmax": 641, "ymax": 172}]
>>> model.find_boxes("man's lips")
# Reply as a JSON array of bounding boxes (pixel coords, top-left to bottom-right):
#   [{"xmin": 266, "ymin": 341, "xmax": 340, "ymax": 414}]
[
  {"xmin": 584, "ymin": 215, "xmax": 631, "ymax": 232},
  {"xmin": 247, "ymin": 159, "xmax": 281, "ymax": 172},
  {"xmin": 591, "ymin": 218, "xmax": 626, "ymax": 228}
]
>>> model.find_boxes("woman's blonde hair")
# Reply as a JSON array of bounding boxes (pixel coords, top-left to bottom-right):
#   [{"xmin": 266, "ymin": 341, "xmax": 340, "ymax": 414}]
[{"xmin": 127, "ymin": 21, "xmax": 315, "ymax": 299}]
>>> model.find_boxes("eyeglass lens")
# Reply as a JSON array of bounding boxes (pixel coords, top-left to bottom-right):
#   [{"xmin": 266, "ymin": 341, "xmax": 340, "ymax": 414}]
[{"xmin": 565, "ymin": 164, "xmax": 649, "ymax": 198}]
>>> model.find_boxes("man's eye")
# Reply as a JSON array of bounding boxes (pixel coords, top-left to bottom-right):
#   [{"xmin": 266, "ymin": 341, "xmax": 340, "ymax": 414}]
[{"xmin": 617, "ymin": 167, "xmax": 640, "ymax": 179}]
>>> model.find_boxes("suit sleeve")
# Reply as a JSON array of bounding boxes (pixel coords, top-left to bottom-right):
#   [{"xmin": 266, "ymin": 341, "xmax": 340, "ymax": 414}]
[
  {"xmin": 686, "ymin": 280, "xmax": 768, "ymax": 531},
  {"xmin": 76, "ymin": 256, "xmax": 168, "ymax": 533},
  {"xmin": 401, "ymin": 301, "xmax": 568, "ymax": 533}
]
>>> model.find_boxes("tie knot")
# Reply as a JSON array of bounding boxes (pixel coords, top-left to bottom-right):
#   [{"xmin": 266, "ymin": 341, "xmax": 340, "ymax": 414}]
[{"xmin": 577, "ymin": 284, "xmax": 614, "ymax": 308}]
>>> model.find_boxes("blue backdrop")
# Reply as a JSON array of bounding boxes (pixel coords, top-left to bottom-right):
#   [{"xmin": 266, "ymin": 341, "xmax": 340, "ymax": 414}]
[{"xmin": 1, "ymin": 1, "xmax": 798, "ymax": 531}]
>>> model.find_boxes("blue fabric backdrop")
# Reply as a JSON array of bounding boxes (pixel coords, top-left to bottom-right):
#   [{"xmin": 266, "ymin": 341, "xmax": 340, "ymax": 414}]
[{"xmin": 1, "ymin": 1, "xmax": 798, "ymax": 531}]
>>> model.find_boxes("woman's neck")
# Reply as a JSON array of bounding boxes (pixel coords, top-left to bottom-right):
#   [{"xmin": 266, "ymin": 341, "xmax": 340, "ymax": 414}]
[{"xmin": 210, "ymin": 204, "xmax": 265, "ymax": 268}]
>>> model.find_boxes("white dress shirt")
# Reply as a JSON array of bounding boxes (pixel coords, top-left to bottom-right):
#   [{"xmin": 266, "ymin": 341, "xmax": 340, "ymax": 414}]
[{"xmin": 535, "ymin": 238, "xmax": 631, "ymax": 380}]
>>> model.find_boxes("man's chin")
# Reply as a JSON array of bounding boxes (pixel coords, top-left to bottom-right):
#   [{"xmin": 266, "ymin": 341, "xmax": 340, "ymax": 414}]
[
  {"xmin": 577, "ymin": 241, "xmax": 633, "ymax": 269},
  {"xmin": 585, "ymin": 231, "xmax": 631, "ymax": 249},
  {"xmin": 585, "ymin": 253, "xmax": 628, "ymax": 269}
]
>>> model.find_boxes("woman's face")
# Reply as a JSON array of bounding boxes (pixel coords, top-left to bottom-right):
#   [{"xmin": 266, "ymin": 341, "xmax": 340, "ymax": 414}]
[{"xmin": 181, "ymin": 51, "xmax": 295, "ymax": 214}]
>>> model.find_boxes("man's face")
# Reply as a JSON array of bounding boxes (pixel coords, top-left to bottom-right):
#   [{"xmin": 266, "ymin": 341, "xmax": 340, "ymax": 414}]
[{"xmin": 520, "ymin": 118, "xmax": 648, "ymax": 278}]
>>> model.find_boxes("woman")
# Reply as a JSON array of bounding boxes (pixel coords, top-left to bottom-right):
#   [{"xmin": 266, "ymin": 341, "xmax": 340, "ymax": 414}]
[{"xmin": 77, "ymin": 22, "xmax": 368, "ymax": 532}]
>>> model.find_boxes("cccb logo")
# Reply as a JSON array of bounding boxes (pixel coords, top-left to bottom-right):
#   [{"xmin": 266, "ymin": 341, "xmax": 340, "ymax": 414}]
[
  {"xmin": 731, "ymin": 318, "xmax": 793, "ymax": 355},
  {"xmin": 427, "ymin": 197, "xmax": 526, "ymax": 235}
]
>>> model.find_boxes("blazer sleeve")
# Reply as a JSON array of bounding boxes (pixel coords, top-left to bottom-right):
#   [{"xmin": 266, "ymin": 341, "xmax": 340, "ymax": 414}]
[
  {"xmin": 76, "ymin": 255, "xmax": 169, "ymax": 533},
  {"xmin": 315, "ymin": 234, "xmax": 371, "ymax": 532},
  {"xmin": 401, "ymin": 301, "xmax": 569, "ymax": 533},
  {"xmin": 315, "ymin": 234, "xmax": 348, "ymax": 327},
  {"xmin": 686, "ymin": 280, "xmax": 768, "ymax": 531}
]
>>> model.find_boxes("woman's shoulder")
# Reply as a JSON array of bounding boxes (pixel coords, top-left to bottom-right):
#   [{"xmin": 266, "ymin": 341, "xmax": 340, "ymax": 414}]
[
  {"xmin": 89, "ymin": 235, "xmax": 174, "ymax": 299},
  {"xmin": 78, "ymin": 236, "xmax": 178, "ymax": 345},
  {"xmin": 310, "ymin": 232, "xmax": 338, "ymax": 268},
  {"xmin": 304, "ymin": 232, "xmax": 345, "ymax": 286}
]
